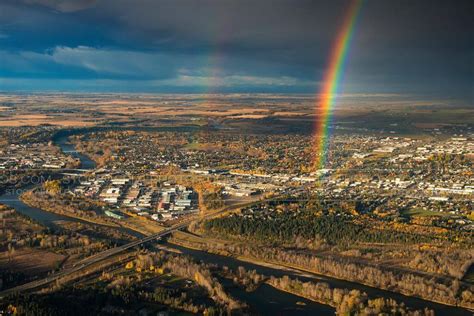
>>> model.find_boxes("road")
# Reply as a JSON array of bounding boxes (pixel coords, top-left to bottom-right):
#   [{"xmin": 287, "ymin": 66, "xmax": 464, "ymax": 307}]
[
  {"xmin": 0, "ymin": 217, "xmax": 200, "ymax": 297},
  {"xmin": 0, "ymin": 188, "xmax": 304, "ymax": 298}
]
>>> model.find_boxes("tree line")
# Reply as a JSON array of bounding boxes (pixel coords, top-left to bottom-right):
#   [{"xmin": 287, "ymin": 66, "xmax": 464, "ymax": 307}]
[{"xmin": 204, "ymin": 211, "xmax": 437, "ymax": 247}]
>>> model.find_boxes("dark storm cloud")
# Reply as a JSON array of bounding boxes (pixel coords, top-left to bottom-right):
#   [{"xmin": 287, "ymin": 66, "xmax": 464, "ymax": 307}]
[{"xmin": 0, "ymin": 0, "xmax": 472, "ymax": 97}]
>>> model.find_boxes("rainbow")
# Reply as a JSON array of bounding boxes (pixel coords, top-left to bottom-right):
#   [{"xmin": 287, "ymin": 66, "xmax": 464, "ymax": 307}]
[{"xmin": 313, "ymin": 0, "xmax": 363, "ymax": 171}]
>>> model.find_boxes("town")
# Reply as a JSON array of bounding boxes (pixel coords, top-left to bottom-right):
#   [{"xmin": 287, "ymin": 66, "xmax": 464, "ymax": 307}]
[
  {"xmin": 65, "ymin": 130, "xmax": 473, "ymax": 228},
  {"xmin": 73, "ymin": 175, "xmax": 198, "ymax": 221},
  {"xmin": 0, "ymin": 106, "xmax": 472, "ymax": 315},
  {"xmin": 1, "ymin": 0, "xmax": 473, "ymax": 313}
]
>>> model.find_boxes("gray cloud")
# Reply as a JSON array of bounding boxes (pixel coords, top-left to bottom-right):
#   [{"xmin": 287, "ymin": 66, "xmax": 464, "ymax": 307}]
[
  {"xmin": 21, "ymin": 0, "xmax": 97, "ymax": 12},
  {"xmin": 1, "ymin": 0, "xmax": 472, "ymax": 97},
  {"xmin": 0, "ymin": 45, "xmax": 312, "ymax": 87}
]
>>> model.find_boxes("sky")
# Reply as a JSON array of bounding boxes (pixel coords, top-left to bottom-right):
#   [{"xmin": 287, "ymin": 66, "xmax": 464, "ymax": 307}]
[{"xmin": 0, "ymin": 0, "xmax": 472, "ymax": 101}]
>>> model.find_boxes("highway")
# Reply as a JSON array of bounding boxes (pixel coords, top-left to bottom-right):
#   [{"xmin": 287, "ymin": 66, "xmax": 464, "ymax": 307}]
[
  {"xmin": 0, "ymin": 214, "xmax": 209, "ymax": 298},
  {"xmin": 0, "ymin": 188, "xmax": 303, "ymax": 298}
]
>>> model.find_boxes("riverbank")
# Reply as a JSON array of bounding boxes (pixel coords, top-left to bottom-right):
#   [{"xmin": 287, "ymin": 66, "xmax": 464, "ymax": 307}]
[
  {"xmin": 167, "ymin": 231, "xmax": 473, "ymax": 315},
  {"xmin": 170, "ymin": 231, "xmax": 315, "ymax": 277},
  {"xmin": 20, "ymin": 190, "xmax": 120, "ymax": 228}
]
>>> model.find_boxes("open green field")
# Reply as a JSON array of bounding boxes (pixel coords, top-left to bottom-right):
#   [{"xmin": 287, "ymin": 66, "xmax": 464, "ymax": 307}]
[{"xmin": 401, "ymin": 208, "xmax": 451, "ymax": 217}]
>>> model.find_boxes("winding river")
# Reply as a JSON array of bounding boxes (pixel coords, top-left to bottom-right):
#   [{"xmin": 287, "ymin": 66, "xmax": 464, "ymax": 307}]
[
  {"xmin": 165, "ymin": 243, "xmax": 471, "ymax": 316},
  {"xmin": 0, "ymin": 131, "xmax": 470, "ymax": 315},
  {"xmin": 0, "ymin": 134, "xmax": 97, "ymax": 228}
]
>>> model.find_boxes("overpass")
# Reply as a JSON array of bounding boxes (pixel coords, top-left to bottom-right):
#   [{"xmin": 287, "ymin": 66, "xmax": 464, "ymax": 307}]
[
  {"xmin": 0, "ymin": 222, "xmax": 190, "ymax": 298},
  {"xmin": 0, "ymin": 186, "xmax": 305, "ymax": 298}
]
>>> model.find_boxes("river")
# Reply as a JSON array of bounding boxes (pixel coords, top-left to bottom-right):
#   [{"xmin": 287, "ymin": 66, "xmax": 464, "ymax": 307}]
[
  {"xmin": 53, "ymin": 134, "xmax": 97, "ymax": 170},
  {"xmin": 164, "ymin": 243, "xmax": 471, "ymax": 316},
  {"xmin": 0, "ymin": 131, "xmax": 470, "ymax": 315},
  {"xmin": 0, "ymin": 132, "xmax": 336, "ymax": 314}
]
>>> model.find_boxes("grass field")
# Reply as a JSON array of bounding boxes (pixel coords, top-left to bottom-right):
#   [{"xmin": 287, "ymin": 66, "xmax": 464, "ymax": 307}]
[
  {"xmin": 401, "ymin": 208, "xmax": 450, "ymax": 217},
  {"xmin": 0, "ymin": 248, "xmax": 65, "ymax": 275},
  {"xmin": 1, "ymin": 93, "xmax": 471, "ymax": 133},
  {"xmin": 184, "ymin": 142, "xmax": 202, "ymax": 150}
]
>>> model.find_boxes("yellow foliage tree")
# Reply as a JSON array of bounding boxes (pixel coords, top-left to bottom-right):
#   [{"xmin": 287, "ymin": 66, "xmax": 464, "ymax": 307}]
[{"xmin": 43, "ymin": 180, "xmax": 61, "ymax": 195}]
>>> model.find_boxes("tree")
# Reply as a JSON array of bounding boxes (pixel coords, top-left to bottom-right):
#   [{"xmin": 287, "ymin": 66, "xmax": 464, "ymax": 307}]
[
  {"xmin": 43, "ymin": 180, "xmax": 61, "ymax": 195},
  {"xmin": 7, "ymin": 243, "xmax": 15, "ymax": 262}
]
